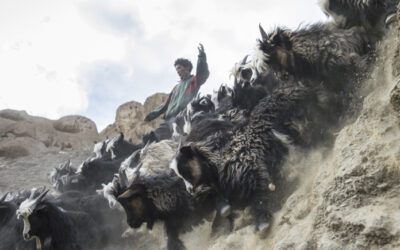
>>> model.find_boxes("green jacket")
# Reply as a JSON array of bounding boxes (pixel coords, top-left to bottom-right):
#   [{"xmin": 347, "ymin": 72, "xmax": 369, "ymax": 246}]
[{"xmin": 145, "ymin": 52, "xmax": 209, "ymax": 121}]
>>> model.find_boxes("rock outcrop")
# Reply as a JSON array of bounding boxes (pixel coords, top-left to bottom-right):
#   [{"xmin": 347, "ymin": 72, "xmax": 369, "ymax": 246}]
[
  {"xmin": 100, "ymin": 92, "xmax": 168, "ymax": 143},
  {"xmin": 0, "ymin": 110, "xmax": 99, "ymax": 157}
]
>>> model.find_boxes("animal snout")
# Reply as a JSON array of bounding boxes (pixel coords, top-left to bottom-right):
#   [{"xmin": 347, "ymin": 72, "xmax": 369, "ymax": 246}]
[
  {"xmin": 241, "ymin": 68, "xmax": 253, "ymax": 81},
  {"xmin": 127, "ymin": 219, "xmax": 142, "ymax": 228}
]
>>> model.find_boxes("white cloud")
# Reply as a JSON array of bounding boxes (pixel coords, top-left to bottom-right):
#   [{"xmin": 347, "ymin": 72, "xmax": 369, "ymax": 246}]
[{"xmin": 0, "ymin": 0, "xmax": 326, "ymax": 131}]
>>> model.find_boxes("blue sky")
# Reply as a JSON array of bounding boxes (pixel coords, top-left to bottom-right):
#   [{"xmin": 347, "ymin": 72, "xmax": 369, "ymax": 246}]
[{"xmin": 0, "ymin": 0, "xmax": 326, "ymax": 131}]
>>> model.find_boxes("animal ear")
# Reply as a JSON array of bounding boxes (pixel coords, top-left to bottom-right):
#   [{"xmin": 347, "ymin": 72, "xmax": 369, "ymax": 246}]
[
  {"xmin": 118, "ymin": 133, "xmax": 124, "ymax": 142},
  {"xmin": 269, "ymin": 29, "xmax": 291, "ymax": 50},
  {"xmin": 180, "ymin": 145, "xmax": 194, "ymax": 157},
  {"xmin": 148, "ymin": 131, "xmax": 159, "ymax": 144},
  {"xmin": 269, "ymin": 30, "xmax": 281, "ymax": 45}
]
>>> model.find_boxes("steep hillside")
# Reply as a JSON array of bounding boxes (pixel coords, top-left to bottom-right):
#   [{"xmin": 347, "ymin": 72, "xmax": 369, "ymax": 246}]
[
  {"xmin": 175, "ymin": 8, "xmax": 400, "ymax": 250},
  {"xmin": 0, "ymin": 6, "xmax": 399, "ymax": 250}
]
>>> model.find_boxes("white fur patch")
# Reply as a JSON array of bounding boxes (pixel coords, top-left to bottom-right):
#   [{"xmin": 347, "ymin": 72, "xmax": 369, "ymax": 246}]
[
  {"xmin": 186, "ymin": 102, "xmax": 194, "ymax": 118},
  {"xmin": 93, "ymin": 141, "xmax": 105, "ymax": 158},
  {"xmin": 183, "ymin": 116, "xmax": 192, "ymax": 135},
  {"xmin": 17, "ymin": 198, "xmax": 38, "ymax": 242},
  {"xmin": 121, "ymin": 152, "xmax": 138, "ymax": 170},
  {"xmin": 251, "ymin": 46, "xmax": 271, "ymax": 82},
  {"xmin": 169, "ymin": 158, "xmax": 193, "ymax": 193},
  {"xmin": 172, "ymin": 122, "xmax": 180, "ymax": 138},
  {"xmin": 76, "ymin": 162, "xmax": 84, "ymax": 174},
  {"xmin": 17, "ymin": 198, "xmax": 37, "ymax": 220},
  {"xmin": 102, "ymin": 182, "xmax": 118, "ymax": 208},
  {"xmin": 211, "ymin": 90, "xmax": 219, "ymax": 109}
]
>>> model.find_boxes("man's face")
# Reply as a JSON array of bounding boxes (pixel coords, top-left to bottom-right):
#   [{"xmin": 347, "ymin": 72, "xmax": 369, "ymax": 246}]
[{"xmin": 175, "ymin": 64, "xmax": 191, "ymax": 80}]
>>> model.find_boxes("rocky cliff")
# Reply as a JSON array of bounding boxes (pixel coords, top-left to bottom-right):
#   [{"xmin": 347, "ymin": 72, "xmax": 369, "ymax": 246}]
[
  {"xmin": 0, "ymin": 110, "xmax": 99, "ymax": 157},
  {"xmin": 0, "ymin": 92, "xmax": 168, "ymax": 158},
  {"xmin": 100, "ymin": 92, "xmax": 168, "ymax": 143}
]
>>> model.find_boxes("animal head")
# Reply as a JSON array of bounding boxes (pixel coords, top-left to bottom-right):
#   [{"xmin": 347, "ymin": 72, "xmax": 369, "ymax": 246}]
[
  {"xmin": 231, "ymin": 25, "xmax": 288, "ymax": 94},
  {"xmin": 170, "ymin": 143, "xmax": 214, "ymax": 194},
  {"xmin": 116, "ymin": 183, "xmax": 153, "ymax": 229},
  {"xmin": 186, "ymin": 94, "xmax": 215, "ymax": 119},
  {"xmin": 256, "ymin": 25, "xmax": 294, "ymax": 75},
  {"xmin": 211, "ymin": 84, "xmax": 234, "ymax": 110},
  {"xmin": 54, "ymin": 172, "xmax": 87, "ymax": 192},
  {"xmin": 16, "ymin": 188, "xmax": 49, "ymax": 242},
  {"xmin": 106, "ymin": 133, "xmax": 125, "ymax": 159},
  {"xmin": 50, "ymin": 160, "xmax": 76, "ymax": 185},
  {"xmin": 93, "ymin": 138, "xmax": 112, "ymax": 160},
  {"xmin": 142, "ymin": 131, "xmax": 159, "ymax": 145}
]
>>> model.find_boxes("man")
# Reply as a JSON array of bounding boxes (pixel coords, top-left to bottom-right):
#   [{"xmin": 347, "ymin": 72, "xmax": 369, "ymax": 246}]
[{"xmin": 144, "ymin": 43, "xmax": 209, "ymax": 122}]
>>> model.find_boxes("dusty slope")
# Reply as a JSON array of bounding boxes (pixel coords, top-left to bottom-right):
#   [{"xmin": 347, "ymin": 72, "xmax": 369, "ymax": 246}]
[
  {"xmin": 123, "ymin": 20, "xmax": 400, "ymax": 249},
  {"xmin": 179, "ymin": 13, "xmax": 400, "ymax": 250}
]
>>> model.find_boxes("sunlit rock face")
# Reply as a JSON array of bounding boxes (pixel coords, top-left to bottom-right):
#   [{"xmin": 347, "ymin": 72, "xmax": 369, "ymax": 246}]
[
  {"xmin": 0, "ymin": 110, "xmax": 99, "ymax": 157},
  {"xmin": 100, "ymin": 92, "xmax": 168, "ymax": 143}
]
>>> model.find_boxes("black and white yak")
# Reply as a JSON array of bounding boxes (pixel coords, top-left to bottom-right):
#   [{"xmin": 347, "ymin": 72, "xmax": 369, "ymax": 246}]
[
  {"xmin": 142, "ymin": 94, "xmax": 216, "ymax": 144},
  {"xmin": 171, "ymin": 85, "xmax": 338, "ymax": 234},
  {"xmin": 16, "ymin": 188, "xmax": 103, "ymax": 250},
  {"xmin": 233, "ymin": 0, "xmax": 398, "ymax": 95},
  {"xmin": 319, "ymin": 0, "xmax": 399, "ymax": 29},
  {"xmin": 53, "ymin": 156, "xmax": 125, "ymax": 193},
  {"xmin": 0, "ymin": 192, "xmax": 35, "ymax": 250},
  {"xmin": 106, "ymin": 132, "xmax": 143, "ymax": 160},
  {"xmin": 101, "ymin": 139, "xmax": 219, "ymax": 250}
]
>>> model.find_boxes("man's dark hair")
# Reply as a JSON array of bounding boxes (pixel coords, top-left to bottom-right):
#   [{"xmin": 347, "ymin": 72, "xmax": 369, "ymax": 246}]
[{"xmin": 174, "ymin": 58, "xmax": 193, "ymax": 72}]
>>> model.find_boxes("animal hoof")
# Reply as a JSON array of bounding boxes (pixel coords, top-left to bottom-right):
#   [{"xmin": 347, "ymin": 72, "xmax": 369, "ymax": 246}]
[
  {"xmin": 257, "ymin": 222, "xmax": 270, "ymax": 233},
  {"xmin": 220, "ymin": 204, "xmax": 231, "ymax": 217}
]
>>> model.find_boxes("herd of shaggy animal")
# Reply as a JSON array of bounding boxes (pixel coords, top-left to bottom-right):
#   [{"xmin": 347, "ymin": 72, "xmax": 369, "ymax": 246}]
[{"xmin": 1, "ymin": 1, "xmax": 398, "ymax": 249}]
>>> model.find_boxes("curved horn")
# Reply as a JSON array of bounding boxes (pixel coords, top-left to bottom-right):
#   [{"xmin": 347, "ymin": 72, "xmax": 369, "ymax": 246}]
[
  {"xmin": 29, "ymin": 188, "xmax": 38, "ymax": 200},
  {"xmin": 0, "ymin": 192, "xmax": 9, "ymax": 202},
  {"xmin": 142, "ymin": 140, "xmax": 151, "ymax": 152},
  {"xmin": 35, "ymin": 188, "xmax": 49, "ymax": 203},
  {"xmin": 134, "ymin": 163, "xmax": 143, "ymax": 175},
  {"xmin": 119, "ymin": 168, "xmax": 129, "ymax": 189},
  {"xmin": 178, "ymin": 136, "xmax": 183, "ymax": 152},
  {"xmin": 259, "ymin": 24, "xmax": 268, "ymax": 41},
  {"xmin": 62, "ymin": 160, "xmax": 70, "ymax": 169},
  {"xmin": 131, "ymin": 149, "xmax": 141, "ymax": 168},
  {"xmin": 241, "ymin": 55, "xmax": 249, "ymax": 65}
]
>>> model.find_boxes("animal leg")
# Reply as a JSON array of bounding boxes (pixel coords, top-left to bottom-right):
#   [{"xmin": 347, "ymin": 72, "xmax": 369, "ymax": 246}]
[
  {"xmin": 251, "ymin": 192, "xmax": 272, "ymax": 234},
  {"xmin": 165, "ymin": 222, "xmax": 185, "ymax": 250}
]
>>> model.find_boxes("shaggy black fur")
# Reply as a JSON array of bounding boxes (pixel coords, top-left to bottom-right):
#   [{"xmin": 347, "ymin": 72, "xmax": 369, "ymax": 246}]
[
  {"xmin": 114, "ymin": 170, "xmax": 216, "ymax": 250},
  {"xmin": 23, "ymin": 199, "xmax": 83, "ymax": 250},
  {"xmin": 107, "ymin": 133, "xmax": 143, "ymax": 160},
  {"xmin": 320, "ymin": 0, "xmax": 398, "ymax": 30},
  {"xmin": 0, "ymin": 198, "xmax": 35, "ymax": 250},
  {"xmin": 257, "ymin": 23, "xmax": 370, "ymax": 90},
  {"xmin": 174, "ymin": 85, "xmax": 339, "ymax": 232},
  {"xmin": 54, "ymin": 157, "xmax": 125, "ymax": 193}
]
